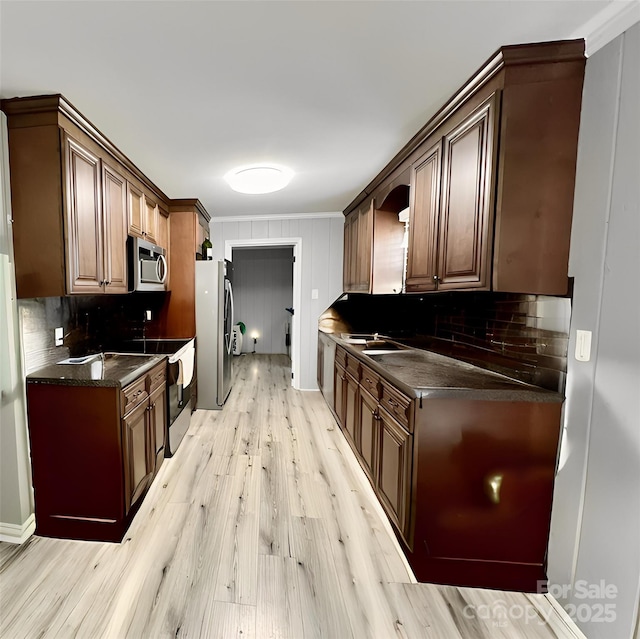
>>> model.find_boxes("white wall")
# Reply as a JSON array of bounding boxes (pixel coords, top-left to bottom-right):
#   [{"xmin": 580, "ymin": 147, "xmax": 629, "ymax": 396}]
[
  {"xmin": 233, "ymin": 247, "xmax": 293, "ymax": 354},
  {"xmin": 548, "ymin": 22, "xmax": 640, "ymax": 639},
  {"xmin": 0, "ymin": 113, "xmax": 34, "ymax": 543},
  {"xmin": 211, "ymin": 214, "xmax": 344, "ymax": 390}
]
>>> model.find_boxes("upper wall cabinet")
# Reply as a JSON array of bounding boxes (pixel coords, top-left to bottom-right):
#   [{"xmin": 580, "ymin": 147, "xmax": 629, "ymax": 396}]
[
  {"xmin": 407, "ymin": 94, "xmax": 498, "ymax": 292},
  {"xmin": 346, "ymin": 40, "xmax": 586, "ymax": 296},
  {"xmin": 343, "ymin": 175, "xmax": 409, "ymax": 295},
  {"xmin": 1, "ymin": 94, "xmax": 171, "ymax": 298}
]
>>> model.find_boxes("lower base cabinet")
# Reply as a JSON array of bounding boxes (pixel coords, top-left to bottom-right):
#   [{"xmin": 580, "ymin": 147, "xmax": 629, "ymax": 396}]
[
  {"xmin": 26, "ymin": 361, "xmax": 167, "ymax": 542},
  {"xmin": 328, "ymin": 344, "xmax": 563, "ymax": 592}
]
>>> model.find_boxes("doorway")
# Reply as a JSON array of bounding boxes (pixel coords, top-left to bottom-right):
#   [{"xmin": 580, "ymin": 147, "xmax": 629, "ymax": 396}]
[{"xmin": 225, "ymin": 238, "xmax": 302, "ymax": 389}]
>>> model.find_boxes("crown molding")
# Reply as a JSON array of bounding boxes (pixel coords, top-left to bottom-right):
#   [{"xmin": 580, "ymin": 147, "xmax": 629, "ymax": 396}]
[
  {"xmin": 211, "ymin": 212, "xmax": 343, "ymax": 223},
  {"xmin": 572, "ymin": 0, "xmax": 640, "ymax": 56}
]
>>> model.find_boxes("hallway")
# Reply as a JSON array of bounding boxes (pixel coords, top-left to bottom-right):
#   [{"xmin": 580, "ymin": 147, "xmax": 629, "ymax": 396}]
[{"xmin": 0, "ymin": 355, "xmax": 582, "ymax": 638}]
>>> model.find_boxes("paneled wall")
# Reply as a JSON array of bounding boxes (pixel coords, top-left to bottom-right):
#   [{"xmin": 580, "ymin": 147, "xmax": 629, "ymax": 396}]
[
  {"xmin": 548, "ymin": 24, "xmax": 640, "ymax": 639},
  {"xmin": 232, "ymin": 247, "xmax": 293, "ymax": 354},
  {"xmin": 210, "ymin": 214, "xmax": 344, "ymax": 390}
]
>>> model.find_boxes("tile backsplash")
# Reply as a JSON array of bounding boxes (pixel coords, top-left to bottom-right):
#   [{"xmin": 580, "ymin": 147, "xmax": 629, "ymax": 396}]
[
  {"xmin": 19, "ymin": 293, "xmax": 167, "ymax": 375},
  {"xmin": 325, "ymin": 289, "xmax": 572, "ymax": 393}
]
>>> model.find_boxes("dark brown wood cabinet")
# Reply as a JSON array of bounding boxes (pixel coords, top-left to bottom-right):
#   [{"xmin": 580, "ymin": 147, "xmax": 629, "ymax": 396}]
[
  {"xmin": 324, "ymin": 340, "xmax": 564, "ymax": 591},
  {"xmin": 1, "ymin": 94, "xmax": 172, "ymax": 298},
  {"xmin": 63, "ymin": 135, "xmax": 129, "ymax": 295},
  {"xmin": 347, "ymin": 40, "xmax": 586, "ymax": 296},
  {"xmin": 64, "ymin": 135, "xmax": 103, "ymax": 294},
  {"xmin": 407, "ymin": 96, "xmax": 498, "ymax": 292},
  {"xmin": 26, "ymin": 360, "xmax": 167, "ymax": 542},
  {"xmin": 102, "ymin": 162, "xmax": 129, "ymax": 294},
  {"xmin": 358, "ymin": 387, "xmax": 379, "ymax": 483},
  {"xmin": 377, "ymin": 406, "xmax": 413, "ymax": 540},
  {"xmin": 156, "ymin": 199, "xmax": 211, "ymax": 338},
  {"xmin": 334, "ymin": 360, "xmax": 347, "ymax": 429},
  {"xmin": 343, "ymin": 201, "xmax": 372, "ymax": 292},
  {"xmin": 343, "ymin": 195, "xmax": 406, "ymax": 295},
  {"xmin": 344, "ymin": 370, "xmax": 359, "ymax": 448}
]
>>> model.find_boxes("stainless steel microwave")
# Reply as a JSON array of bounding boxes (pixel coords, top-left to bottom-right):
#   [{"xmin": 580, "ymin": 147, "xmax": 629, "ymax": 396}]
[{"xmin": 129, "ymin": 237, "xmax": 167, "ymax": 292}]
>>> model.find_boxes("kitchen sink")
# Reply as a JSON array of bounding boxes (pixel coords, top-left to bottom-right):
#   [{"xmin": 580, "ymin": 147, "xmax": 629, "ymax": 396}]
[
  {"xmin": 340, "ymin": 333, "xmax": 377, "ymax": 344},
  {"xmin": 362, "ymin": 339, "xmax": 411, "ymax": 355}
]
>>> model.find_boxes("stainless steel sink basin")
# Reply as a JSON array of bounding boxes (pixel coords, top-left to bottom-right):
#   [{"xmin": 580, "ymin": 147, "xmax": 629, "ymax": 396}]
[{"xmin": 361, "ymin": 339, "xmax": 410, "ymax": 355}]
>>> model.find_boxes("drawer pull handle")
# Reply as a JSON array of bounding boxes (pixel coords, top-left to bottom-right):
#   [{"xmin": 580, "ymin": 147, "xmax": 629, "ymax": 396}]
[{"xmin": 388, "ymin": 398, "xmax": 399, "ymax": 408}]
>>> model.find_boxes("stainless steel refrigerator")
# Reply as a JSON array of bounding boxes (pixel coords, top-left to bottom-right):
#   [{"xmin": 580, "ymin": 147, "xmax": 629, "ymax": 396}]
[{"xmin": 195, "ymin": 259, "xmax": 234, "ymax": 409}]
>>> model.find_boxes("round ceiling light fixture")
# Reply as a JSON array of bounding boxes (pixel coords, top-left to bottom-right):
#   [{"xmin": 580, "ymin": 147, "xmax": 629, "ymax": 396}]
[{"xmin": 224, "ymin": 164, "xmax": 294, "ymax": 194}]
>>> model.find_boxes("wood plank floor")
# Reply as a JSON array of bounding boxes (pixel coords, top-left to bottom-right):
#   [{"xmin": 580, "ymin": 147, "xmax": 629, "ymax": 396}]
[{"xmin": 0, "ymin": 354, "xmax": 585, "ymax": 639}]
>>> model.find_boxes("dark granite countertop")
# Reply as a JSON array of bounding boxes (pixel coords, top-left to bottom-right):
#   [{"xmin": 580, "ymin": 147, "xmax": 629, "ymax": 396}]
[
  {"xmin": 27, "ymin": 353, "xmax": 165, "ymax": 389},
  {"xmin": 323, "ymin": 332, "xmax": 562, "ymax": 403}
]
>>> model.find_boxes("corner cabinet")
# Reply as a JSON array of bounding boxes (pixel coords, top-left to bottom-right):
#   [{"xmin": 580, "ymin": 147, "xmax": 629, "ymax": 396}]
[
  {"xmin": 1, "ymin": 94, "xmax": 171, "ymax": 298},
  {"xmin": 25, "ymin": 360, "xmax": 167, "ymax": 542}
]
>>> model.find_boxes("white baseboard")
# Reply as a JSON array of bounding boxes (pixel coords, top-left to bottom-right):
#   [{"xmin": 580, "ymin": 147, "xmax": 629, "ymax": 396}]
[{"xmin": 0, "ymin": 513, "xmax": 35, "ymax": 544}]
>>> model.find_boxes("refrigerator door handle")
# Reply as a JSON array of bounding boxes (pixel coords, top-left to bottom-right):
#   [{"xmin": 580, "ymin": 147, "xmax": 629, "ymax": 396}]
[{"xmin": 225, "ymin": 280, "xmax": 234, "ymax": 355}]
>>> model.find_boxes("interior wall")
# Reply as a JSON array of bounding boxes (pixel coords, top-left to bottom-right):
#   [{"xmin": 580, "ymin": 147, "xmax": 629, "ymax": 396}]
[
  {"xmin": 210, "ymin": 215, "xmax": 344, "ymax": 390},
  {"xmin": 548, "ymin": 22, "xmax": 640, "ymax": 639},
  {"xmin": 232, "ymin": 247, "xmax": 293, "ymax": 354},
  {"xmin": 0, "ymin": 112, "xmax": 34, "ymax": 542}
]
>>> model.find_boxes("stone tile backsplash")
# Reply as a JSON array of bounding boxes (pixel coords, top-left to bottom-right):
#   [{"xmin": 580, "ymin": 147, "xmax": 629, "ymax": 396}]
[
  {"xmin": 18, "ymin": 294, "xmax": 167, "ymax": 375},
  {"xmin": 329, "ymin": 289, "xmax": 572, "ymax": 393}
]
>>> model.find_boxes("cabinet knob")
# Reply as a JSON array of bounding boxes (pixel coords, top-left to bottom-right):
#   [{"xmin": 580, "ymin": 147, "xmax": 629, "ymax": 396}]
[
  {"xmin": 484, "ymin": 472, "xmax": 503, "ymax": 505},
  {"xmin": 432, "ymin": 275, "xmax": 440, "ymax": 283}
]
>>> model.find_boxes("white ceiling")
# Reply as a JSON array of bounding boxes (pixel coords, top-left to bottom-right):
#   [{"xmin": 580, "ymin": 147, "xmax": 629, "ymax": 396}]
[{"xmin": 0, "ymin": 1, "xmax": 620, "ymax": 218}]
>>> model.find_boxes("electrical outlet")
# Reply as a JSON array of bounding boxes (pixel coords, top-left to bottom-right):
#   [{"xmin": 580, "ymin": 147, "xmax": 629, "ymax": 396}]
[
  {"xmin": 311, "ymin": 289, "xmax": 319, "ymax": 300},
  {"xmin": 145, "ymin": 310, "xmax": 152, "ymax": 321},
  {"xmin": 575, "ymin": 329, "xmax": 592, "ymax": 362},
  {"xmin": 55, "ymin": 327, "xmax": 64, "ymax": 346}
]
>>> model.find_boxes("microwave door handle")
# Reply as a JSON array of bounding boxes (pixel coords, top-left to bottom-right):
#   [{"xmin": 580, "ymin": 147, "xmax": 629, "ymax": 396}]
[{"xmin": 157, "ymin": 254, "xmax": 168, "ymax": 284}]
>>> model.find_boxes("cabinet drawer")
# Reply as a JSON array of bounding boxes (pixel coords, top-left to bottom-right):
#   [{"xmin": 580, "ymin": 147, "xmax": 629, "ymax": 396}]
[
  {"xmin": 147, "ymin": 362, "xmax": 166, "ymax": 393},
  {"xmin": 122, "ymin": 377, "xmax": 148, "ymax": 416},
  {"xmin": 360, "ymin": 364, "xmax": 381, "ymax": 399},
  {"xmin": 346, "ymin": 353, "xmax": 361, "ymax": 380},
  {"xmin": 336, "ymin": 346, "xmax": 347, "ymax": 368},
  {"xmin": 380, "ymin": 382, "xmax": 413, "ymax": 432}
]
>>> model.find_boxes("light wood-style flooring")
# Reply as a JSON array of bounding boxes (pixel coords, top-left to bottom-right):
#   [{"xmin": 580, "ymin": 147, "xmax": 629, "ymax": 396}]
[{"xmin": 0, "ymin": 354, "xmax": 585, "ymax": 638}]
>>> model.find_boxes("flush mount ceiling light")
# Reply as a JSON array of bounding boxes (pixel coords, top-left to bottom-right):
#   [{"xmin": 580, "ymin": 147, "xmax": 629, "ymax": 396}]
[{"xmin": 224, "ymin": 164, "xmax": 294, "ymax": 194}]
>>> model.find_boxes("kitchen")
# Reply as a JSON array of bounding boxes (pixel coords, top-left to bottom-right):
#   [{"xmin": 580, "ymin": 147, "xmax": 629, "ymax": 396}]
[{"xmin": 1, "ymin": 2, "xmax": 639, "ymax": 639}]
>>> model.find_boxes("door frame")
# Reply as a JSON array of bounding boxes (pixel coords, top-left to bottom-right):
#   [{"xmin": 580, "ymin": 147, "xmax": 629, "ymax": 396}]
[{"xmin": 225, "ymin": 237, "xmax": 302, "ymax": 389}]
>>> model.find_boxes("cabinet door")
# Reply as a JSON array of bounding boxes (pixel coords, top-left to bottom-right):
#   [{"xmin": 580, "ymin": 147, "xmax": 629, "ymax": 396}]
[
  {"xmin": 157, "ymin": 206, "xmax": 169, "ymax": 250},
  {"xmin": 143, "ymin": 193, "xmax": 158, "ymax": 243},
  {"xmin": 127, "ymin": 182, "xmax": 145, "ymax": 239},
  {"xmin": 438, "ymin": 95, "xmax": 497, "ymax": 290},
  {"xmin": 64, "ymin": 135, "xmax": 103, "ymax": 294},
  {"xmin": 344, "ymin": 372, "xmax": 359, "ymax": 450},
  {"xmin": 343, "ymin": 211, "xmax": 357, "ymax": 292},
  {"xmin": 355, "ymin": 202, "xmax": 373, "ymax": 291},
  {"xmin": 102, "ymin": 162, "xmax": 128, "ymax": 293},
  {"xmin": 406, "ymin": 141, "xmax": 441, "ymax": 292},
  {"xmin": 334, "ymin": 363, "xmax": 347, "ymax": 429},
  {"xmin": 123, "ymin": 401, "xmax": 153, "ymax": 512},
  {"xmin": 149, "ymin": 384, "xmax": 167, "ymax": 473},
  {"xmin": 378, "ymin": 407, "xmax": 412, "ymax": 539},
  {"xmin": 358, "ymin": 388, "xmax": 379, "ymax": 484}
]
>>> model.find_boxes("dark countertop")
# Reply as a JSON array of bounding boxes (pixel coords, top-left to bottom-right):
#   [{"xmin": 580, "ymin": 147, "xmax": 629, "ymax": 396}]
[
  {"xmin": 323, "ymin": 332, "xmax": 562, "ymax": 403},
  {"xmin": 27, "ymin": 353, "xmax": 165, "ymax": 389}
]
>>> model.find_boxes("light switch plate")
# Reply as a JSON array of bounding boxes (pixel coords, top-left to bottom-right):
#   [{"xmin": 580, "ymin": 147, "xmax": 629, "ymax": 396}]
[
  {"xmin": 311, "ymin": 289, "xmax": 319, "ymax": 300},
  {"xmin": 55, "ymin": 327, "xmax": 64, "ymax": 346},
  {"xmin": 575, "ymin": 329, "xmax": 592, "ymax": 362}
]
